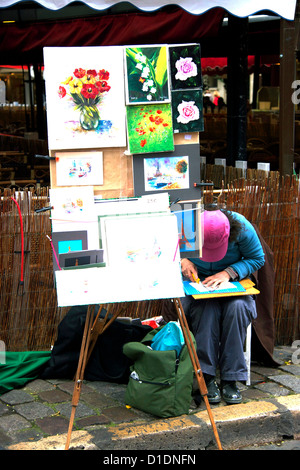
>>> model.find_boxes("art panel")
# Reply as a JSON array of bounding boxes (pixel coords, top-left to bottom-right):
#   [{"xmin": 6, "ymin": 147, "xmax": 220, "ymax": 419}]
[
  {"xmin": 125, "ymin": 45, "xmax": 170, "ymax": 104},
  {"xmin": 170, "ymin": 200, "xmax": 203, "ymax": 258},
  {"xmin": 126, "ymin": 103, "xmax": 174, "ymax": 154},
  {"xmin": 55, "ymin": 151, "xmax": 103, "ymax": 186},
  {"xmin": 133, "ymin": 144, "xmax": 201, "ymax": 201},
  {"xmin": 143, "ymin": 155, "xmax": 190, "ymax": 192},
  {"xmin": 44, "ymin": 46, "xmax": 127, "ymax": 150},
  {"xmin": 55, "ymin": 261, "xmax": 185, "ymax": 307},
  {"xmin": 102, "ymin": 213, "xmax": 180, "ymax": 267},
  {"xmin": 51, "ymin": 230, "xmax": 88, "ymax": 272},
  {"xmin": 169, "ymin": 44, "xmax": 202, "ymax": 90},
  {"xmin": 171, "ymin": 89, "xmax": 204, "ymax": 133}
]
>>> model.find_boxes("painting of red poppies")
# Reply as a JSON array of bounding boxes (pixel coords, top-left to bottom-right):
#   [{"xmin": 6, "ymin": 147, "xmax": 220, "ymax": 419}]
[
  {"xmin": 44, "ymin": 46, "xmax": 127, "ymax": 150},
  {"xmin": 126, "ymin": 103, "xmax": 174, "ymax": 154}
]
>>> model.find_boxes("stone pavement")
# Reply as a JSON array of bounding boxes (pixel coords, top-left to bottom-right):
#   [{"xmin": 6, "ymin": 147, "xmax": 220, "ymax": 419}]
[{"xmin": 0, "ymin": 345, "xmax": 299, "ymax": 451}]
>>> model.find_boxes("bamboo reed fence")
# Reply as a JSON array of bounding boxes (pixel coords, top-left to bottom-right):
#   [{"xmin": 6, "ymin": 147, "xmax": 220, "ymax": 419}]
[
  {"xmin": 0, "ymin": 170, "xmax": 299, "ymax": 351},
  {"xmin": 203, "ymin": 171, "xmax": 299, "ymax": 346}
]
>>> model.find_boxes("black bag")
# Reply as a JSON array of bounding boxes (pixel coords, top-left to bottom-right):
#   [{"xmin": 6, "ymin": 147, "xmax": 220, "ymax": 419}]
[{"xmin": 41, "ymin": 305, "xmax": 152, "ymax": 383}]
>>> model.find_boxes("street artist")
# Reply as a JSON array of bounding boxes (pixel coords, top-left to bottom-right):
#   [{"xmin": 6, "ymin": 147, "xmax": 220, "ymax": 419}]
[{"xmin": 180, "ymin": 208, "xmax": 265, "ymax": 405}]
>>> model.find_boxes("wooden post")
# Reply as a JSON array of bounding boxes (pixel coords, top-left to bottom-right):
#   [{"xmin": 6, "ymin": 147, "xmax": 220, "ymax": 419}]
[
  {"xmin": 279, "ymin": 18, "xmax": 296, "ymax": 175},
  {"xmin": 227, "ymin": 15, "xmax": 249, "ymax": 166}
]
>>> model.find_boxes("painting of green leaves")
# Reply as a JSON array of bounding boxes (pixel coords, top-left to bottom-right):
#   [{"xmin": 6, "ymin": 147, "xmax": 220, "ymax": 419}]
[
  {"xmin": 125, "ymin": 46, "xmax": 170, "ymax": 104},
  {"xmin": 126, "ymin": 103, "xmax": 174, "ymax": 154},
  {"xmin": 169, "ymin": 44, "xmax": 202, "ymax": 90}
]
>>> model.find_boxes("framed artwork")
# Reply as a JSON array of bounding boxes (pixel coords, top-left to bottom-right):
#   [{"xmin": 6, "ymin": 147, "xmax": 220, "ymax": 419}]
[
  {"xmin": 170, "ymin": 201, "xmax": 203, "ymax": 258},
  {"xmin": 133, "ymin": 144, "xmax": 201, "ymax": 201},
  {"xmin": 55, "ymin": 151, "xmax": 103, "ymax": 186},
  {"xmin": 102, "ymin": 213, "xmax": 180, "ymax": 267},
  {"xmin": 125, "ymin": 45, "xmax": 170, "ymax": 104},
  {"xmin": 169, "ymin": 44, "xmax": 202, "ymax": 90},
  {"xmin": 143, "ymin": 155, "xmax": 190, "ymax": 192},
  {"xmin": 171, "ymin": 89, "xmax": 204, "ymax": 133},
  {"xmin": 55, "ymin": 261, "xmax": 185, "ymax": 307},
  {"xmin": 49, "ymin": 186, "xmax": 95, "ymax": 224},
  {"xmin": 51, "ymin": 230, "xmax": 88, "ymax": 272},
  {"xmin": 58, "ymin": 249, "xmax": 104, "ymax": 268},
  {"xmin": 43, "ymin": 46, "xmax": 127, "ymax": 150},
  {"xmin": 126, "ymin": 103, "xmax": 174, "ymax": 154},
  {"xmin": 95, "ymin": 193, "xmax": 170, "ymax": 251}
]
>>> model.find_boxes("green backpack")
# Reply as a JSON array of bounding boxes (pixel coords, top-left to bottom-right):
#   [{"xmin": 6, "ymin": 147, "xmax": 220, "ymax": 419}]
[{"xmin": 123, "ymin": 327, "xmax": 195, "ymax": 418}]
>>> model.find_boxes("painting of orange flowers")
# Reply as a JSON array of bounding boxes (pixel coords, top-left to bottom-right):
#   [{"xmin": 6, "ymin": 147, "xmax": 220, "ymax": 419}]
[
  {"xmin": 44, "ymin": 46, "xmax": 127, "ymax": 150},
  {"xmin": 126, "ymin": 103, "xmax": 174, "ymax": 154}
]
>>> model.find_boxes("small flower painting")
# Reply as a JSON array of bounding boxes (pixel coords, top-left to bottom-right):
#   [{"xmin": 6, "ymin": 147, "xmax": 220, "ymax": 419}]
[
  {"xmin": 44, "ymin": 46, "xmax": 127, "ymax": 150},
  {"xmin": 171, "ymin": 89, "xmax": 204, "ymax": 133},
  {"xmin": 125, "ymin": 46, "xmax": 170, "ymax": 104},
  {"xmin": 126, "ymin": 103, "xmax": 174, "ymax": 154},
  {"xmin": 169, "ymin": 44, "xmax": 202, "ymax": 90}
]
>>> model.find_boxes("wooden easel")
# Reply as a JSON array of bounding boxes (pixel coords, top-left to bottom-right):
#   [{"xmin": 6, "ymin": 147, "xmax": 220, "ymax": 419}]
[{"xmin": 64, "ymin": 298, "xmax": 223, "ymax": 451}]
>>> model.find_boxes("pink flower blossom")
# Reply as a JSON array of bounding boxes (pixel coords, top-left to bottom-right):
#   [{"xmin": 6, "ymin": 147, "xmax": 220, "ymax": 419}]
[
  {"xmin": 177, "ymin": 101, "xmax": 199, "ymax": 124},
  {"xmin": 175, "ymin": 57, "xmax": 198, "ymax": 81}
]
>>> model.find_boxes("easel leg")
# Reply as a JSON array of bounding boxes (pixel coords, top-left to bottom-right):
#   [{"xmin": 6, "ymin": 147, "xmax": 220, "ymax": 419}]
[
  {"xmin": 64, "ymin": 302, "xmax": 135, "ymax": 449},
  {"xmin": 64, "ymin": 300, "xmax": 222, "ymax": 450},
  {"xmin": 65, "ymin": 304, "xmax": 95, "ymax": 450},
  {"xmin": 173, "ymin": 298, "xmax": 223, "ymax": 451}
]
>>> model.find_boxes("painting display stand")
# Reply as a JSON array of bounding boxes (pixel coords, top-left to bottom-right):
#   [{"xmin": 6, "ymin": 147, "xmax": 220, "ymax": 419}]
[{"xmin": 64, "ymin": 298, "xmax": 223, "ymax": 451}]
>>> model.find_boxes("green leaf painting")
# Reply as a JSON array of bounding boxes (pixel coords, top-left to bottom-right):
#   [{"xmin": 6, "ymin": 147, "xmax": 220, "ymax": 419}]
[
  {"xmin": 125, "ymin": 46, "xmax": 170, "ymax": 104},
  {"xmin": 169, "ymin": 44, "xmax": 202, "ymax": 90},
  {"xmin": 126, "ymin": 103, "xmax": 174, "ymax": 154}
]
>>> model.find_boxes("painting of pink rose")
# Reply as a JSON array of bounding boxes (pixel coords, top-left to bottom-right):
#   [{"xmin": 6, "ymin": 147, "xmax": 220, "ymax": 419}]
[
  {"xmin": 169, "ymin": 44, "xmax": 202, "ymax": 90},
  {"xmin": 171, "ymin": 89, "xmax": 204, "ymax": 133},
  {"xmin": 177, "ymin": 100, "xmax": 200, "ymax": 124},
  {"xmin": 175, "ymin": 57, "xmax": 198, "ymax": 82}
]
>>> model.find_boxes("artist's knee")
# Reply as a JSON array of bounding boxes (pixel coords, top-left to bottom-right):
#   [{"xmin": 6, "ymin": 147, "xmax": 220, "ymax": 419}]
[{"xmin": 223, "ymin": 298, "xmax": 253, "ymax": 322}]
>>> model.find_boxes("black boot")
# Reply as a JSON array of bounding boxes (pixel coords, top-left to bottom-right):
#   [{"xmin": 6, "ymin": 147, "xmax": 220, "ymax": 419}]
[{"xmin": 221, "ymin": 381, "xmax": 242, "ymax": 404}]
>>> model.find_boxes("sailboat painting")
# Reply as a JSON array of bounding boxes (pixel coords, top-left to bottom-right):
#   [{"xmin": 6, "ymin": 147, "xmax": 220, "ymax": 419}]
[{"xmin": 144, "ymin": 155, "xmax": 190, "ymax": 192}]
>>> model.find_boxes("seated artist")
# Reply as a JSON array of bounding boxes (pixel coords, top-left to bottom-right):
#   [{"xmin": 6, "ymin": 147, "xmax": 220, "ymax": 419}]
[{"xmin": 180, "ymin": 208, "xmax": 265, "ymax": 405}]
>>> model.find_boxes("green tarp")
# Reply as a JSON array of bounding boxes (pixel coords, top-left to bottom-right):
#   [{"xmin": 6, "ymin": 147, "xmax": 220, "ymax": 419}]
[{"xmin": 0, "ymin": 351, "xmax": 51, "ymax": 395}]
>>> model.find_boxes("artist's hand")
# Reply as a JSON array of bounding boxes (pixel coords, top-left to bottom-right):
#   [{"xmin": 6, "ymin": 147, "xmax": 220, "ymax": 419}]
[
  {"xmin": 180, "ymin": 259, "xmax": 198, "ymax": 282},
  {"xmin": 202, "ymin": 270, "xmax": 231, "ymax": 288}
]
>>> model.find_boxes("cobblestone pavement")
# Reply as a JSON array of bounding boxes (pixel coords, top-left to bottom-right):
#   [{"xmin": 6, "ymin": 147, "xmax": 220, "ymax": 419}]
[{"xmin": 0, "ymin": 345, "xmax": 299, "ymax": 450}]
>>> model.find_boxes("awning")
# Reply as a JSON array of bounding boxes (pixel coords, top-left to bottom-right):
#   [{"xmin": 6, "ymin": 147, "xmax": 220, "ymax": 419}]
[
  {"xmin": 202, "ymin": 55, "xmax": 280, "ymax": 75},
  {"xmin": 0, "ymin": 0, "xmax": 297, "ymax": 21},
  {"xmin": 0, "ymin": 7, "xmax": 225, "ymax": 64}
]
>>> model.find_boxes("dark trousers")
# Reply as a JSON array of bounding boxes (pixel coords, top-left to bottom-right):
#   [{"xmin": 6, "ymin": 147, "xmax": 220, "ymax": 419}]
[{"xmin": 180, "ymin": 294, "xmax": 257, "ymax": 382}]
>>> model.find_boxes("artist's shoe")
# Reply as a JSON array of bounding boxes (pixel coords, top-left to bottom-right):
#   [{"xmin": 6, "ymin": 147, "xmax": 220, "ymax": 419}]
[
  {"xmin": 205, "ymin": 376, "xmax": 221, "ymax": 404},
  {"xmin": 221, "ymin": 381, "xmax": 242, "ymax": 404},
  {"xmin": 192, "ymin": 375, "xmax": 221, "ymax": 405}
]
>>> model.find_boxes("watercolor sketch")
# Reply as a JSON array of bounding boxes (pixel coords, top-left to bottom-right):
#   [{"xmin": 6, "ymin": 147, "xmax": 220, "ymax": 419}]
[
  {"xmin": 125, "ymin": 45, "xmax": 170, "ymax": 104},
  {"xmin": 169, "ymin": 44, "xmax": 202, "ymax": 90},
  {"xmin": 49, "ymin": 186, "xmax": 95, "ymax": 223},
  {"xmin": 55, "ymin": 151, "xmax": 103, "ymax": 186},
  {"xmin": 144, "ymin": 155, "xmax": 190, "ymax": 192},
  {"xmin": 44, "ymin": 46, "xmax": 127, "ymax": 150},
  {"xmin": 171, "ymin": 89, "xmax": 204, "ymax": 133},
  {"xmin": 55, "ymin": 261, "xmax": 185, "ymax": 306},
  {"xmin": 102, "ymin": 213, "xmax": 180, "ymax": 267},
  {"xmin": 126, "ymin": 103, "xmax": 174, "ymax": 154}
]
